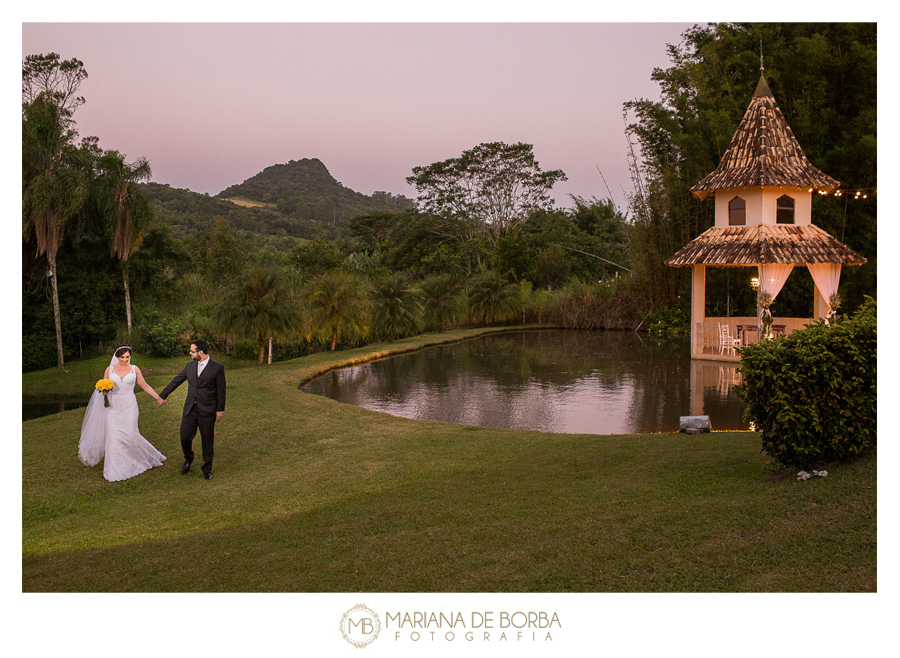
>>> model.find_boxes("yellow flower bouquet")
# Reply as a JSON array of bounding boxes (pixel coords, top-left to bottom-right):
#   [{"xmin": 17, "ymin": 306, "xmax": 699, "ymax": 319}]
[{"xmin": 95, "ymin": 379, "xmax": 114, "ymax": 407}]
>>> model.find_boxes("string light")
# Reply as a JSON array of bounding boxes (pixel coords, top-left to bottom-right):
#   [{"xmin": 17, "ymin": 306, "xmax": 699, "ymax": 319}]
[{"xmin": 814, "ymin": 187, "xmax": 876, "ymax": 199}]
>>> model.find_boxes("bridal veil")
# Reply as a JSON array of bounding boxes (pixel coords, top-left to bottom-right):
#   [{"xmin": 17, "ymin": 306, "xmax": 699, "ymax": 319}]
[{"xmin": 78, "ymin": 353, "xmax": 118, "ymax": 467}]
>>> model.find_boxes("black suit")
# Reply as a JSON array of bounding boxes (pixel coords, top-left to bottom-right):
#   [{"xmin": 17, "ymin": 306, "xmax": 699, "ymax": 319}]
[{"xmin": 160, "ymin": 358, "xmax": 226, "ymax": 476}]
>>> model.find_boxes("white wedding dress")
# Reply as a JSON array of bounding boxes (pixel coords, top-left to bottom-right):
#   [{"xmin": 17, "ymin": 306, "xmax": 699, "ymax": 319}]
[{"xmin": 79, "ymin": 365, "xmax": 166, "ymax": 482}]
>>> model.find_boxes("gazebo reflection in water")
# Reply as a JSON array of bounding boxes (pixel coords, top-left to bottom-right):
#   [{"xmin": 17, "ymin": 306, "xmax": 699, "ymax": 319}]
[{"xmin": 689, "ymin": 360, "xmax": 744, "ymax": 419}]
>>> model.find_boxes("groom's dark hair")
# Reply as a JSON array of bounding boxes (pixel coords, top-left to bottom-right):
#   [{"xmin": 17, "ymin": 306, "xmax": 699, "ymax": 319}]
[{"xmin": 193, "ymin": 338, "xmax": 210, "ymax": 355}]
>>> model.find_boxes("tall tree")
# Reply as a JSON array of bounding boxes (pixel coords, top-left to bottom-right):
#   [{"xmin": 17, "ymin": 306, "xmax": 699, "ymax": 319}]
[
  {"xmin": 93, "ymin": 149, "xmax": 154, "ymax": 333},
  {"xmin": 406, "ymin": 142, "xmax": 567, "ymax": 247},
  {"xmin": 22, "ymin": 52, "xmax": 88, "ymax": 138},
  {"xmin": 22, "ymin": 95, "xmax": 89, "ymax": 369}
]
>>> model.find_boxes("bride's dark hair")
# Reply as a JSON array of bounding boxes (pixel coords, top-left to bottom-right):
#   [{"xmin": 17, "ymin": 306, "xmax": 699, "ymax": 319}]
[{"xmin": 114, "ymin": 345, "xmax": 133, "ymax": 358}]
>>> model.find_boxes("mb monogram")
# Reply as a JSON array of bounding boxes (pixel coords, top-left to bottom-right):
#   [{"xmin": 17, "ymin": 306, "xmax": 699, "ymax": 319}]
[{"xmin": 339, "ymin": 604, "xmax": 382, "ymax": 648}]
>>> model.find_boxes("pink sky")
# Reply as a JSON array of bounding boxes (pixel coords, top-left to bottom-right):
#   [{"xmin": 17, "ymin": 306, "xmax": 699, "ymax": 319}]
[{"xmin": 22, "ymin": 22, "xmax": 696, "ymax": 211}]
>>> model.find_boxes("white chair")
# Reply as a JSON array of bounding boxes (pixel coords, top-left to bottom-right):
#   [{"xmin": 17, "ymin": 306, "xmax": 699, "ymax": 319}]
[{"xmin": 718, "ymin": 323, "xmax": 742, "ymax": 355}]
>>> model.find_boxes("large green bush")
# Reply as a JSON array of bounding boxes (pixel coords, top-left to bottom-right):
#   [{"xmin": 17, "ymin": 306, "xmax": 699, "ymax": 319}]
[
  {"xmin": 144, "ymin": 316, "xmax": 189, "ymax": 358},
  {"xmin": 22, "ymin": 332, "xmax": 58, "ymax": 372},
  {"xmin": 739, "ymin": 297, "xmax": 876, "ymax": 469}
]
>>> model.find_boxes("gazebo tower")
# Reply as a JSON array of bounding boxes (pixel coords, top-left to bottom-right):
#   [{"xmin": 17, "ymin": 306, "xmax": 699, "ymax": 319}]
[{"xmin": 666, "ymin": 69, "xmax": 866, "ymax": 361}]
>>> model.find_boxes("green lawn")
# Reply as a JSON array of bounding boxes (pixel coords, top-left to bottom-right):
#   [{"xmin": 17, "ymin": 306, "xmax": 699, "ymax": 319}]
[{"xmin": 22, "ymin": 328, "xmax": 876, "ymax": 592}]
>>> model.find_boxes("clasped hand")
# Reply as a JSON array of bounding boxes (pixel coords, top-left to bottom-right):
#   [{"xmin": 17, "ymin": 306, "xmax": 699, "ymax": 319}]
[{"xmin": 156, "ymin": 398, "xmax": 167, "ymax": 408}]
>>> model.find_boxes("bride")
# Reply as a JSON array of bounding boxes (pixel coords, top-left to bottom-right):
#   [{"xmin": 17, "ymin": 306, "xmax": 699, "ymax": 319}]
[{"xmin": 78, "ymin": 345, "xmax": 167, "ymax": 481}]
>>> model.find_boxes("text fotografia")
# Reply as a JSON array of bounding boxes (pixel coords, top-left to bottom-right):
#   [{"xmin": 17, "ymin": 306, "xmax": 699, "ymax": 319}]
[{"xmin": 387, "ymin": 611, "xmax": 561, "ymax": 642}]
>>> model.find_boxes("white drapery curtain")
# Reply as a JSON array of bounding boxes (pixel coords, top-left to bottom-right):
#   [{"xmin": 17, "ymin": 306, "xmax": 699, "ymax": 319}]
[
  {"xmin": 758, "ymin": 264, "xmax": 795, "ymax": 302},
  {"xmin": 807, "ymin": 263, "xmax": 842, "ymax": 318},
  {"xmin": 757, "ymin": 264, "xmax": 794, "ymax": 336}
]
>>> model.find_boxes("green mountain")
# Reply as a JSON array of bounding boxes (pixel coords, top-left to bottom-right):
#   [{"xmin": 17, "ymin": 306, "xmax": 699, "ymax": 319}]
[
  {"xmin": 220, "ymin": 157, "xmax": 411, "ymax": 216},
  {"xmin": 142, "ymin": 158, "xmax": 413, "ymax": 249}
]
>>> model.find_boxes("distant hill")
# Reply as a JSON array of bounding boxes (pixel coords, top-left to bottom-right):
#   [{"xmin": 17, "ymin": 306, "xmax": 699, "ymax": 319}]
[
  {"xmin": 218, "ymin": 158, "xmax": 413, "ymax": 233},
  {"xmin": 141, "ymin": 158, "xmax": 413, "ymax": 249}
]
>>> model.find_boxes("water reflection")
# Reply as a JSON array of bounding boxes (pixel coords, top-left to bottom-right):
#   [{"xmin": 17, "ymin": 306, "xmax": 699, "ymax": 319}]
[{"xmin": 302, "ymin": 330, "xmax": 748, "ymax": 434}]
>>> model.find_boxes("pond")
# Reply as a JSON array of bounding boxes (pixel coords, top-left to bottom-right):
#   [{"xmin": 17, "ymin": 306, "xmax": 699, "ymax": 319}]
[
  {"xmin": 301, "ymin": 330, "xmax": 749, "ymax": 434},
  {"xmin": 22, "ymin": 398, "xmax": 88, "ymax": 421}
]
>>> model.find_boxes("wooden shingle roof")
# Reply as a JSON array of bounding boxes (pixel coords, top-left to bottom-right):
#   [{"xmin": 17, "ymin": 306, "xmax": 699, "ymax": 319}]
[
  {"xmin": 690, "ymin": 74, "xmax": 840, "ymax": 200},
  {"xmin": 665, "ymin": 224, "xmax": 867, "ymax": 267}
]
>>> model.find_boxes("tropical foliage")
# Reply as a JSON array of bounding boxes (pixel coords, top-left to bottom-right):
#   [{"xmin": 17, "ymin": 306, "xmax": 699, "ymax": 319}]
[
  {"xmin": 214, "ymin": 263, "xmax": 304, "ymax": 365},
  {"xmin": 306, "ymin": 270, "xmax": 372, "ymax": 351},
  {"xmin": 370, "ymin": 272, "xmax": 423, "ymax": 342},
  {"xmin": 466, "ymin": 270, "xmax": 522, "ymax": 325},
  {"xmin": 416, "ymin": 274, "xmax": 465, "ymax": 331}
]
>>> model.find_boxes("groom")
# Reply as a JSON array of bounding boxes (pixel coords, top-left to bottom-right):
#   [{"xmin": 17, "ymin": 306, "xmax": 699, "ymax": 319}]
[{"xmin": 159, "ymin": 339, "xmax": 226, "ymax": 480}]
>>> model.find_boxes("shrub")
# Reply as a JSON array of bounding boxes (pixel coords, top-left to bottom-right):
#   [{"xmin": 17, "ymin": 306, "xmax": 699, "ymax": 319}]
[
  {"xmin": 233, "ymin": 338, "xmax": 313, "ymax": 363},
  {"xmin": 270, "ymin": 339, "xmax": 314, "ymax": 362},
  {"xmin": 22, "ymin": 332, "xmax": 58, "ymax": 372},
  {"xmin": 648, "ymin": 305, "xmax": 689, "ymax": 336},
  {"xmin": 146, "ymin": 317, "xmax": 189, "ymax": 358},
  {"xmin": 738, "ymin": 297, "xmax": 876, "ymax": 469},
  {"xmin": 232, "ymin": 339, "xmax": 261, "ymax": 361}
]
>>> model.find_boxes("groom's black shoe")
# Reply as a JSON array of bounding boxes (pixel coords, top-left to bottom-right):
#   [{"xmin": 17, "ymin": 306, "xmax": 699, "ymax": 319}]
[
  {"xmin": 204, "ymin": 472, "xmax": 213, "ymax": 480},
  {"xmin": 181, "ymin": 461, "xmax": 191, "ymax": 474}
]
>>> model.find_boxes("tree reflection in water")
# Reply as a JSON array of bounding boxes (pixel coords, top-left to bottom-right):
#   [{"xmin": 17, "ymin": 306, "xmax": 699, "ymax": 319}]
[{"xmin": 301, "ymin": 330, "xmax": 748, "ymax": 434}]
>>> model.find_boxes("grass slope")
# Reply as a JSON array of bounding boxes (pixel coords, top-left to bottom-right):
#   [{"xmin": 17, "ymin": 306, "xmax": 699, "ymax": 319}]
[{"xmin": 22, "ymin": 328, "xmax": 876, "ymax": 592}]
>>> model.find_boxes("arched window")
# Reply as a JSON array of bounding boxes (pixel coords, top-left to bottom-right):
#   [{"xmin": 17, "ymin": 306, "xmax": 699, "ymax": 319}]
[
  {"xmin": 728, "ymin": 197, "xmax": 746, "ymax": 226},
  {"xmin": 776, "ymin": 195, "xmax": 795, "ymax": 224}
]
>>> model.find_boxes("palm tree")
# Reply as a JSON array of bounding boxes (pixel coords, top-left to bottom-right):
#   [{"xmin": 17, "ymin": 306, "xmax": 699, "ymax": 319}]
[
  {"xmin": 307, "ymin": 270, "xmax": 372, "ymax": 351},
  {"xmin": 371, "ymin": 272, "xmax": 423, "ymax": 341},
  {"xmin": 467, "ymin": 270, "xmax": 521, "ymax": 325},
  {"xmin": 22, "ymin": 95, "xmax": 89, "ymax": 369},
  {"xmin": 416, "ymin": 273, "xmax": 464, "ymax": 331},
  {"xmin": 214, "ymin": 264, "xmax": 302, "ymax": 365},
  {"xmin": 93, "ymin": 149, "xmax": 153, "ymax": 334}
]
